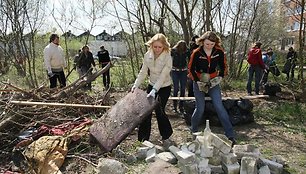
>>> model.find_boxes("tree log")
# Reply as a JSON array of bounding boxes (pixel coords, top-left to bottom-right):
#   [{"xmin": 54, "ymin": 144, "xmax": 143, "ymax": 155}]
[{"xmin": 89, "ymin": 88, "xmax": 158, "ymax": 152}]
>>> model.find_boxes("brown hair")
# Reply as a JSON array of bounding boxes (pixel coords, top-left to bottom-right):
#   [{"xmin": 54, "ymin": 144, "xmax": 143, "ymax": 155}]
[
  {"xmin": 145, "ymin": 33, "xmax": 171, "ymax": 52},
  {"xmin": 172, "ymin": 40, "xmax": 187, "ymax": 54},
  {"xmin": 196, "ymin": 31, "xmax": 221, "ymax": 47}
]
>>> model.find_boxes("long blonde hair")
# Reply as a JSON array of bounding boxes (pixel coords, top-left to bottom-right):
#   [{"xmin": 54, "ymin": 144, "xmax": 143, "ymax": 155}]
[{"xmin": 145, "ymin": 33, "xmax": 171, "ymax": 52}]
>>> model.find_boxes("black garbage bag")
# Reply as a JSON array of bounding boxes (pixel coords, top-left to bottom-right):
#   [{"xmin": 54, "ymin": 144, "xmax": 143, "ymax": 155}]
[
  {"xmin": 263, "ymin": 82, "xmax": 281, "ymax": 96},
  {"xmin": 237, "ymin": 99, "xmax": 253, "ymax": 112},
  {"xmin": 223, "ymin": 99, "xmax": 237, "ymax": 110}
]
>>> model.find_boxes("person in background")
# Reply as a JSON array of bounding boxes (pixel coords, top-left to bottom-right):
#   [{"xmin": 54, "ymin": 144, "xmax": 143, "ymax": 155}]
[
  {"xmin": 246, "ymin": 41, "xmax": 265, "ymax": 95},
  {"xmin": 77, "ymin": 45, "xmax": 96, "ymax": 90},
  {"xmin": 188, "ymin": 31, "xmax": 236, "ymax": 146},
  {"xmin": 285, "ymin": 47, "xmax": 297, "ymax": 81},
  {"xmin": 261, "ymin": 47, "xmax": 276, "ymax": 85},
  {"xmin": 171, "ymin": 40, "xmax": 189, "ymax": 114},
  {"xmin": 97, "ymin": 46, "xmax": 111, "ymax": 89},
  {"xmin": 44, "ymin": 33, "xmax": 67, "ymax": 88},
  {"xmin": 74, "ymin": 49, "xmax": 82, "ymax": 78},
  {"xmin": 131, "ymin": 33, "xmax": 173, "ymax": 146},
  {"xmin": 187, "ymin": 35, "xmax": 199, "ymax": 97}
]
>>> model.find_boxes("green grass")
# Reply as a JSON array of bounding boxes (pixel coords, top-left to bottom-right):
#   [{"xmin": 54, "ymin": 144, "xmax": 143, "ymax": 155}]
[{"xmin": 254, "ymin": 101, "xmax": 306, "ymax": 135}]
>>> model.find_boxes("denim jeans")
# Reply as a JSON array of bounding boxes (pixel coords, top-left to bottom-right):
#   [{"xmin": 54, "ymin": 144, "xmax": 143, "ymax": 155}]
[
  {"xmin": 191, "ymin": 82, "xmax": 235, "ymax": 138},
  {"xmin": 247, "ymin": 65, "xmax": 263, "ymax": 94},
  {"xmin": 171, "ymin": 70, "xmax": 187, "ymax": 109}
]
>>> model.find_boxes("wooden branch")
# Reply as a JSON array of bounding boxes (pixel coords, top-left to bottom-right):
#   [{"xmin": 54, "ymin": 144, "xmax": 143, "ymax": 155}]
[
  {"xmin": 1, "ymin": 81, "xmax": 42, "ymax": 100},
  {"xmin": 51, "ymin": 62, "xmax": 111, "ymax": 98},
  {"xmin": 10, "ymin": 101, "xmax": 111, "ymax": 109}
]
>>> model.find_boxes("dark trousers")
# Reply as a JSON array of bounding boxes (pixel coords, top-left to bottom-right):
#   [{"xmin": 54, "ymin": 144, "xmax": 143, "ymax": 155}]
[
  {"xmin": 49, "ymin": 71, "xmax": 66, "ymax": 88},
  {"xmin": 138, "ymin": 85, "xmax": 173, "ymax": 141},
  {"xmin": 286, "ymin": 64, "xmax": 296, "ymax": 81},
  {"xmin": 171, "ymin": 70, "xmax": 187, "ymax": 110},
  {"xmin": 187, "ymin": 77, "xmax": 194, "ymax": 97},
  {"xmin": 102, "ymin": 64, "xmax": 110, "ymax": 88},
  {"xmin": 247, "ymin": 65, "xmax": 263, "ymax": 94}
]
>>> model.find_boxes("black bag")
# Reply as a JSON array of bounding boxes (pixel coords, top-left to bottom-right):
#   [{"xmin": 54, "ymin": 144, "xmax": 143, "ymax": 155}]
[
  {"xmin": 269, "ymin": 63, "xmax": 280, "ymax": 76},
  {"xmin": 282, "ymin": 60, "xmax": 291, "ymax": 74},
  {"xmin": 263, "ymin": 82, "xmax": 281, "ymax": 96}
]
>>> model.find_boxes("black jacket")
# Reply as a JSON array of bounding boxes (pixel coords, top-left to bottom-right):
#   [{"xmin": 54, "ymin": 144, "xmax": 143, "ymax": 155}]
[
  {"xmin": 97, "ymin": 50, "xmax": 110, "ymax": 64},
  {"xmin": 78, "ymin": 51, "xmax": 95, "ymax": 69},
  {"xmin": 188, "ymin": 46, "xmax": 227, "ymax": 81},
  {"xmin": 171, "ymin": 48, "xmax": 190, "ymax": 69}
]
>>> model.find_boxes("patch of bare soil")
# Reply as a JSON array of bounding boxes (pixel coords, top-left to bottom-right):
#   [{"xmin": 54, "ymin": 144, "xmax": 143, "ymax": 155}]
[{"xmin": 1, "ymin": 89, "xmax": 305, "ymax": 174}]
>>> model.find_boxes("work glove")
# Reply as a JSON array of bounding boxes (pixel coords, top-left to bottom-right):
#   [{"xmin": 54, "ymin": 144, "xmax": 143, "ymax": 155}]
[
  {"xmin": 48, "ymin": 72, "xmax": 55, "ymax": 78},
  {"xmin": 200, "ymin": 73, "xmax": 210, "ymax": 83},
  {"xmin": 197, "ymin": 81, "xmax": 210, "ymax": 93},
  {"xmin": 131, "ymin": 85, "xmax": 137, "ymax": 93},
  {"xmin": 147, "ymin": 88, "xmax": 157, "ymax": 98},
  {"xmin": 210, "ymin": 76, "xmax": 222, "ymax": 88}
]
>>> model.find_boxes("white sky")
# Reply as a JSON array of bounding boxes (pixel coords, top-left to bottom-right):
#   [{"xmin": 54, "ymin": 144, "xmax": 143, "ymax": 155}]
[{"xmin": 44, "ymin": 0, "xmax": 125, "ymax": 36}]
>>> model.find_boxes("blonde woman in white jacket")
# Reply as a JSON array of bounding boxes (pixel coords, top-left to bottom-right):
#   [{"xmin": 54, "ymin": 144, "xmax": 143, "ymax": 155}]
[{"xmin": 131, "ymin": 33, "xmax": 173, "ymax": 144}]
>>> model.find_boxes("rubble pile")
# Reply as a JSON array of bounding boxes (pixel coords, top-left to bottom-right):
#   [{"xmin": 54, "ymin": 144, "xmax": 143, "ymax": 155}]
[{"xmin": 128, "ymin": 132, "xmax": 285, "ymax": 174}]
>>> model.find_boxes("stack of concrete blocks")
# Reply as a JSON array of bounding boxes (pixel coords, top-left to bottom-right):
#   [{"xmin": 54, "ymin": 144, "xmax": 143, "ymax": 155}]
[{"xmin": 135, "ymin": 133, "xmax": 284, "ymax": 174}]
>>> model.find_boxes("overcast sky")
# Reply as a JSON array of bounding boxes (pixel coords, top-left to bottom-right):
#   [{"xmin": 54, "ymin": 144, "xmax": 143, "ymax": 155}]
[{"xmin": 44, "ymin": 0, "xmax": 124, "ymax": 36}]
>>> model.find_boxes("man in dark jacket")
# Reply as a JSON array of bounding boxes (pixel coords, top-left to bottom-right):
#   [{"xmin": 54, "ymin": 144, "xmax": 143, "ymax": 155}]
[
  {"xmin": 78, "ymin": 45, "xmax": 96, "ymax": 90},
  {"xmin": 246, "ymin": 41, "xmax": 265, "ymax": 95},
  {"xmin": 285, "ymin": 47, "xmax": 297, "ymax": 81},
  {"xmin": 97, "ymin": 45, "xmax": 111, "ymax": 89}
]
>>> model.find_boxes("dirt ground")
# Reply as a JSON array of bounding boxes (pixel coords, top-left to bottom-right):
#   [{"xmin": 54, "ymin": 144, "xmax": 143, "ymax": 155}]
[
  {"xmin": 61, "ymin": 90, "xmax": 306, "ymax": 174},
  {"xmin": 1, "ymin": 90, "xmax": 306, "ymax": 174}
]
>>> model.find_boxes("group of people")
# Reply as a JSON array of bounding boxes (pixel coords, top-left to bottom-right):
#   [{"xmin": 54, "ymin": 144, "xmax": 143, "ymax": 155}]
[
  {"xmin": 246, "ymin": 41, "xmax": 297, "ymax": 96},
  {"xmin": 131, "ymin": 32, "xmax": 236, "ymax": 146},
  {"xmin": 43, "ymin": 32, "xmax": 300, "ymax": 149},
  {"xmin": 43, "ymin": 34, "xmax": 111, "ymax": 90}
]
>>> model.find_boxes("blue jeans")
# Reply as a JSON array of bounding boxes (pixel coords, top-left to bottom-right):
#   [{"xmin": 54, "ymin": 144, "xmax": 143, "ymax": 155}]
[
  {"xmin": 171, "ymin": 70, "xmax": 187, "ymax": 109},
  {"xmin": 247, "ymin": 65, "xmax": 263, "ymax": 94},
  {"xmin": 191, "ymin": 82, "xmax": 235, "ymax": 138}
]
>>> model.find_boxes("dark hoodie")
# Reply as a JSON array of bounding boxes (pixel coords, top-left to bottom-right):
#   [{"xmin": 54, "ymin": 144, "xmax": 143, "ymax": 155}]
[{"xmin": 247, "ymin": 47, "xmax": 265, "ymax": 69}]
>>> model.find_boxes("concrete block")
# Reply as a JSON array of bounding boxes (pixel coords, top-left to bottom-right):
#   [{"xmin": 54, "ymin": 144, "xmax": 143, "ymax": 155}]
[
  {"xmin": 200, "ymin": 145, "xmax": 214, "ymax": 158},
  {"xmin": 156, "ymin": 152, "xmax": 177, "ymax": 164},
  {"xmin": 222, "ymin": 162, "xmax": 240, "ymax": 174},
  {"xmin": 169, "ymin": 145, "xmax": 181, "ymax": 158},
  {"xmin": 155, "ymin": 145, "xmax": 165, "ymax": 153},
  {"xmin": 137, "ymin": 146, "xmax": 151, "ymax": 160},
  {"xmin": 259, "ymin": 165, "xmax": 271, "ymax": 174},
  {"xmin": 145, "ymin": 147, "xmax": 156, "ymax": 163},
  {"xmin": 211, "ymin": 133, "xmax": 231, "ymax": 154},
  {"xmin": 198, "ymin": 158, "xmax": 210, "ymax": 173},
  {"xmin": 272, "ymin": 155, "xmax": 286, "ymax": 165},
  {"xmin": 188, "ymin": 141, "xmax": 200, "ymax": 154},
  {"xmin": 240, "ymin": 156, "xmax": 258, "ymax": 174},
  {"xmin": 232, "ymin": 144, "xmax": 261, "ymax": 160},
  {"xmin": 261, "ymin": 158, "xmax": 283, "ymax": 174},
  {"xmin": 221, "ymin": 153, "xmax": 238, "ymax": 165},
  {"xmin": 178, "ymin": 161, "xmax": 198, "ymax": 174},
  {"xmin": 142, "ymin": 140, "xmax": 155, "ymax": 148},
  {"xmin": 209, "ymin": 165, "xmax": 224, "ymax": 174},
  {"xmin": 176, "ymin": 150, "xmax": 196, "ymax": 164}
]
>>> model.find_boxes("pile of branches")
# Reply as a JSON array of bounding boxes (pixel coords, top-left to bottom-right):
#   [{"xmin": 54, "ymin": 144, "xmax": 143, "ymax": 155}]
[{"xmin": 0, "ymin": 63, "xmax": 112, "ymax": 167}]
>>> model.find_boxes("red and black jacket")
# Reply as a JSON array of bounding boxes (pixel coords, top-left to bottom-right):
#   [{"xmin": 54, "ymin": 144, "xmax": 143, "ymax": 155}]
[{"xmin": 188, "ymin": 46, "xmax": 227, "ymax": 81}]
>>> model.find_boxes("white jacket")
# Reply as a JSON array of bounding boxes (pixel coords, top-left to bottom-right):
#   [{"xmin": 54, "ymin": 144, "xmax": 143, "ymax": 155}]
[
  {"xmin": 44, "ymin": 42, "xmax": 66, "ymax": 73},
  {"xmin": 134, "ymin": 49, "xmax": 172, "ymax": 91}
]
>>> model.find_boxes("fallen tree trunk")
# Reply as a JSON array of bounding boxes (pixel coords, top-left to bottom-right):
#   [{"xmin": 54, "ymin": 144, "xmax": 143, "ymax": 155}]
[
  {"xmin": 169, "ymin": 95, "xmax": 269, "ymax": 101},
  {"xmin": 90, "ymin": 88, "xmax": 158, "ymax": 152},
  {"xmin": 10, "ymin": 101, "xmax": 111, "ymax": 109}
]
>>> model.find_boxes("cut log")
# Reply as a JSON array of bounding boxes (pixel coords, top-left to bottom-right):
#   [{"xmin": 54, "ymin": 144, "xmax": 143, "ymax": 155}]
[{"xmin": 89, "ymin": 88, "xmax": 158, "ymax": 152}]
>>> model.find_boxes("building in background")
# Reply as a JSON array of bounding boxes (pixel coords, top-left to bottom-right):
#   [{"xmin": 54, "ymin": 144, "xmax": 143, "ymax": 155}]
[{"xmin": 281, "ymin": 0, "xmax": 306, "ymax": 50}]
